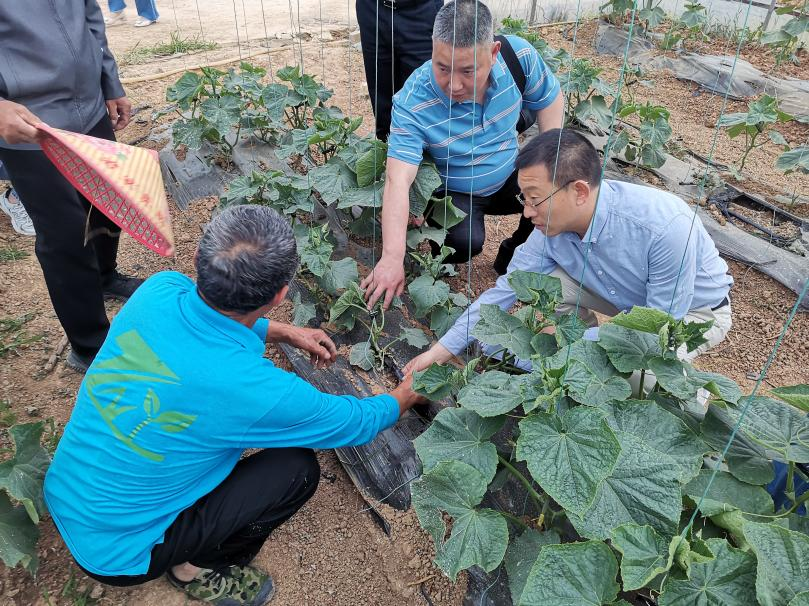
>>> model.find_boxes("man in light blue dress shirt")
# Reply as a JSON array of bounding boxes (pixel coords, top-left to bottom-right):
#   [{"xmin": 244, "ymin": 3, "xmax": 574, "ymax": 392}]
[{"xmin": 405, "ymin": 129, "xmax": 734, "ymax": 373}]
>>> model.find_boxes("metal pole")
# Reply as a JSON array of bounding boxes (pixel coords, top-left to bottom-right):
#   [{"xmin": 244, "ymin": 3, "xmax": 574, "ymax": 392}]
[{"xmin": 762, "ymin": 0, "xmax": 778, "ymax": 30}]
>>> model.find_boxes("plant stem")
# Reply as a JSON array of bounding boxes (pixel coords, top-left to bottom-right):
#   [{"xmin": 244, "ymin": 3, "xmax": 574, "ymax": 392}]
[
  {"xmin": 498, "ymin": 455, "xmax": 545, "ymax": 511},
  {"xmin": 637, "ymin": 368, "xmax": 646, "ymax": 399},
  {"xmin": 787, "ymin": 461, "xmax": 795, "ymax": 498},
  {"xmin": 499, "ymin": 510, "xmax": 530, "ymax": 530}
]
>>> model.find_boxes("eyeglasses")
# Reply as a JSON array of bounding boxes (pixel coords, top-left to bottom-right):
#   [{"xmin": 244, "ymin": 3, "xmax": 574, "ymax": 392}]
[{"xmin": 516, "ymin": 180, "xmax": 582, "ymax": 209}]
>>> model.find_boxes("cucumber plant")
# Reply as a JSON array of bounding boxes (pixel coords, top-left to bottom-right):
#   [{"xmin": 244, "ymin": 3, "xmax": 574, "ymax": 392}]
[
  {"xmin": 557, "ymin": 58, "xmax": 615, "ymax": 132},
  {"xmin": 407, "ymin": 246, "xmax": 470, "ymax": 337},
  {"xmin": 329, "ymin": 283, "xmax": 429, "ymax": 371},
  {"xmin": 614, "ymin": 102, "xmax": 673, "ymax": 168},
  {"xmin": 717, "ymin": 94, "xmax": 793, "ymax": 175},
  {"xmin": 760, "ymin": 1, "xmax": 809, "ymax": 66},
  {"xmin": 408, "ymin": 270, "xmax": 809, "ymax": 605}
]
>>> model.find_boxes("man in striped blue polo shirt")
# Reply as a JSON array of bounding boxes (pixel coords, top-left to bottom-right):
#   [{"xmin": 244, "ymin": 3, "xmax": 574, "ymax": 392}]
[{"xmin": 361, "ymin": 0, "xmax": 564, "ymax": 309}]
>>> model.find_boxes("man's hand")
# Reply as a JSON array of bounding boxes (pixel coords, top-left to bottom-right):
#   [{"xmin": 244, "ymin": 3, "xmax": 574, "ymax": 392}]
[
  {"xmin": 389, "ymin": 373, "xmax": 429, "ymax": 416},
  {"xmin": 286, "ymin": 326, "xmax": 338, "ymax": 369},
  {"xmin": 360, "ymin": 254, "xmax": 406, "ymax": 311},
  {"xmin": 402, "ymin": 342, "xmax": 454, "ymax": 376},
  {"xmin": 0, "ymin": 100, "xmax": 41, "ymax": 145},
  {"xmin": 106, "ymin": 97, "xmax": 132, "ymax": 131}
]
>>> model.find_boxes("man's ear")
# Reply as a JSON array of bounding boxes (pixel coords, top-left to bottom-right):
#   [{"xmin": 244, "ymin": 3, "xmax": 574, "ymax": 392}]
[
  {"xmin": 491, "ymin": 39, "xmax": 502, "ymax": 61},
  {"xmin": 573, "ymin": 180, "xmax": 591, "ymax": 206},
  {"xmin": 269, "ymin": 285, "xmax": 289, "ymax": 308}
]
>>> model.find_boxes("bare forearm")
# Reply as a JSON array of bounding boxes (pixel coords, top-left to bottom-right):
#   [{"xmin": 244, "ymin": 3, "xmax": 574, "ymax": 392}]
[
  {"xmin": 537, "ymin": 94, "xmax": 565, "ymax": 132},
  {"xmin": 380, "ymin": 178, "xmax": 411, "ymax": 261},
  {"xmin": 265, "ymin": 321, "xmax": 295, "ymax": 344}
]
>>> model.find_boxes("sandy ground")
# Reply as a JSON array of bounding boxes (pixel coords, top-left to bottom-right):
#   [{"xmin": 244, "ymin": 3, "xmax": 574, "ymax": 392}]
[{"xmin": 1, "ymin": 10, "xmax": 809, "ymax": 606}]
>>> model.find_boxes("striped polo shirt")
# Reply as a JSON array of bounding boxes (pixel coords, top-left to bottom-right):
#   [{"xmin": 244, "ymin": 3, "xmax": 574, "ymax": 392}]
[{"xmin": 388, "ymin": 34, "xmax": 560, "ymax": 197}]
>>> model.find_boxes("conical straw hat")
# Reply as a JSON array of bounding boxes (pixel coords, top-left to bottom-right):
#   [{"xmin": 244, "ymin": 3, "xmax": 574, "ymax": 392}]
[{"xmin": 38, "ymin": 124, "xmax": 174, "ymax": 256}]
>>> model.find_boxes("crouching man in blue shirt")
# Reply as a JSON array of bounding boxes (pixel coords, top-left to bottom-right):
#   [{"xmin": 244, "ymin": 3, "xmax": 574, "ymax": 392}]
[
  {"xmin": 405, "ymin": 128, "xmax": 734, "ymax": 374},
  {"xmin": 44, "ymin": 205, "xmax": 425, "ymax": 606}
]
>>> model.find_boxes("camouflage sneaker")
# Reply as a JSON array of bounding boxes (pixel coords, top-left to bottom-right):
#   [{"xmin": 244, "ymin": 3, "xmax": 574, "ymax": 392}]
[{"xmin": 167, "ymin": 565, "xmax": 275, "ymax": 606}]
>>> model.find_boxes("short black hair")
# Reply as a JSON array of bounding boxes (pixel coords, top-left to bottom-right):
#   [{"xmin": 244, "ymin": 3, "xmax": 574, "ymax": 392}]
[
  {"xmin": 195, "ymin": 205, "xmax": 299, "ymax": 314},
  {"xmin": 515, "ymin": 129, "xmax": 602, "ymax": 186}
]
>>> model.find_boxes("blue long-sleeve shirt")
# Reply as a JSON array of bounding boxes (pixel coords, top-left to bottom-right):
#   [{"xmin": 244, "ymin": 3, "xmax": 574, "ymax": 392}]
[
  {"xmin": 440, "ymin": 180, "xmax": 733, "ymax": 355},
  {"xmin": 44, "ymin": 271, "xmax": 398, "ymax": 576}
]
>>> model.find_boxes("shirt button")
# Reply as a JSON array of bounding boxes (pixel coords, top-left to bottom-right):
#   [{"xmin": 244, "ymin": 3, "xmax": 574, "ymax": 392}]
[
  {"xmin": 597, "ymin": 270, "xmax": 603, "ymax": 276},
  {"xmin": 610, "ymin": 289, "xmax": 616, "ymax": 295}
]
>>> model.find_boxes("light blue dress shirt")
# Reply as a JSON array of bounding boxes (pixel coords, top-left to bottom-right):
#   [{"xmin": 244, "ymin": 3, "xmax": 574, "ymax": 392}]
[{"xmin": 439, "ymin": 179, "xmax": 733, "ymax": 355}]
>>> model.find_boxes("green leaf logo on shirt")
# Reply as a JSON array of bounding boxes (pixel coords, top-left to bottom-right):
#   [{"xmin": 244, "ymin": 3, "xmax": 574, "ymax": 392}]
[{"xmin": 84, "ymin": 330, "xmax": 196, "ymax": 462}]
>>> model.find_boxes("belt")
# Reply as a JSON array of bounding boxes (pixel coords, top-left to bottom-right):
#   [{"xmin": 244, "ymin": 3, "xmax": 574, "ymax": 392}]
[
  {"xmin": 382, "ymin": 0, "xmax": 429, "ymax": 9},
  {"xmin": 711, "ymin": 297, "xmax": 729, "ymax": 311}
]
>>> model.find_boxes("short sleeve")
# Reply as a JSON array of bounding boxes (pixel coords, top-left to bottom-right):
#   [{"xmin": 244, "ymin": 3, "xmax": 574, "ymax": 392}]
[
  {"xmin": 387, "ymin": 86, "xmax": 427, "ymax": 166},
  {"xmin": 509, "ymin": 36, "xmax": 561, "ymax": 111}
]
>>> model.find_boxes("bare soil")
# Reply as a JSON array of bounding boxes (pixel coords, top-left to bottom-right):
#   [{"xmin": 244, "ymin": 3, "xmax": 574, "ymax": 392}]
[{"xmin": 2, "ymin": 13, "xmax": 809, "ymax": 606}]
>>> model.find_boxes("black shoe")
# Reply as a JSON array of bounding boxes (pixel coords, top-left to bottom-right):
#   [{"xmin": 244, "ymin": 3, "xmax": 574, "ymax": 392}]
[
  {"xmin": 103, "ymin": 271, "xmax": 145, "ymax": 301},
  {"xmin": 65, "ymin": 349, "xmax": 94, "ymax": 373}
]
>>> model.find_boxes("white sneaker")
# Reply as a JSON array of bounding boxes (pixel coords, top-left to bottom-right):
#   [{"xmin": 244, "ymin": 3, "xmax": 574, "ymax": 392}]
[
  {"xmin": 0, "ymin": 189, "xmax": 35, "ymax": 236},
  {"xmin": 134, "ymin": 16, "xmax": 157, "ymax": 27},
  {"xmin": 104, "ymin": 10, "xmax": 126, "ymax": 25}
]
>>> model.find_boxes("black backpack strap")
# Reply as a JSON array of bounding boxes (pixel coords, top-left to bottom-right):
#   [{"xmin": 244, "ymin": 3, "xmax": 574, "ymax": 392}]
[{"xmin": 495, "ymin": 34, "xmax": 526, "ymax": 95}]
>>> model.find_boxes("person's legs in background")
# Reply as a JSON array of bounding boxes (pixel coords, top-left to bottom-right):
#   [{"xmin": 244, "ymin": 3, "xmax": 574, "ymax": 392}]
[
  {"xmin": 0, "ymin": 116, "xmax": 140, "ymax": 370},
  {"xmin": 133, "ymin": 0, "xmax": 159, "ymax": 26},
  {"xmin": 105, "ymin": 0, "xmax": 127, "ymax": 25},
  {"xmin": 489, "ymin": 170, "xmax": 535, "ymax": 275},
  {"xmin": 0, "ymin": 161, "xmax": 34, "ymax": 236},
  {"xmin": 357, "ymin": 0, "xmax": 394, "ymax": 141}
]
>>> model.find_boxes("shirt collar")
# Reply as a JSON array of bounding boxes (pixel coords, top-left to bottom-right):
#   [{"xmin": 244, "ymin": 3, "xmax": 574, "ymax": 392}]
[
  {"xmin": 581, "ymin": 181, "xmax": 614, "ymax": 243},
  {"xmin": 185, "ymin": 286, "xmax": 266, "ymax": 354}
]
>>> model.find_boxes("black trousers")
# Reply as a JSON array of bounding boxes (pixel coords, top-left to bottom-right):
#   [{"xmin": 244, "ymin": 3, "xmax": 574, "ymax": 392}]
[
  {"xmin": 356, "ymin": 0, "xmax": 442, "ymax": 140},
  {"xmin": 0, "ymin": 117, "xmax": 120, "ymax": 358},
  {"xmin": 79, "ymin": 448, "xmax": 320, "ymax": 587},
  {"xmin": 429, "ymin": 170, "xmax": 534, "ymax": 271}
]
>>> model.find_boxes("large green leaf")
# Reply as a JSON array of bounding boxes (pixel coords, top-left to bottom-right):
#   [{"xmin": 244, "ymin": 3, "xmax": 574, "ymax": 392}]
[
  {"xmin": 563, "ymin": 340, "xmax": 632, "ymax": 407},
  {"xmin": 504, "ymin": 529, "xmax": 561, "ymax": 605},
  {"xmin": 728, "ymin": 396, "xmax": 809, "ymax": 463},
  {"xmin": 701, "ymin": 404, "xmax": 774, "ymax": 485},
  {"xmin": 770, "ymin": 385, "xmax": 809, "ymax": 413},
  {"xmin": 410, "ymin": 461, "xmax": 508, "ymax": 581},
  {"xmin": 610, "ymin": 306, "xmax": 671, "ymax": 334},
  {"xmin": 684, "ymin": 469, "xmax": 774, "ymax": 517},
  {"xmin": 659, "ymin": 538, "xmax": 757, "ymax": 606},
  {"xmin": 309, "ymin": 158, "xmax": 357, "ymax": 206},
  {"xmin": 408, "ymin": 275, "xmax": 450, "ymax": 316},
  {"xmin": 291, "ymin": 292, "xmax": 316, "ymax": 327},
  {"xmin": 472, "ymin": 304, "xmax": 535, "ymax": 360},
  {"xmin": 0, "ymin": 492, "xmax": 39, "ymax": 573},
  {"xmin": 790, "ymin": 593, "xmax": 809, "ymax": 606},
  {"xmin": 430, "ymin": 306, "xmax": 463, "ymax": 338},
  {"xmin": 400, "ymin": 327, "xmax": 430, "ymax": 349},
  {"xmin": 316, "ymin": 257, "xmax": 359, "ymax": 296},
  {"xmin": 167, "ymin": 71, "xmax": 204, "ymax": 108},
  {"xmin": 574, "ymin": 95, "xmax": 614, "ymax": 130},
  {"xmin": 0, "ymin": 422, "xmax": 50, "ymax": 524},
  {"xmin": 570, "ymin": 431, "xmax": 682, "ymax": 540},
  {"xmin": 428, "ymin": 196, "xmax": 467, "ymax": 229},
  {"xmin": 457, "ymin": 370, "xmax": 527, "ymax": 417},
  {"xmin": 508, "ymin": 271, "xmax": 562, "ymax": 307},
  {"xmin": 414, "ymin": 408, "xmax": 503, "ymax": 484},
  {"xmin": 598, "ymin": 323, "xmax": 664, "ymax": 372},
  {"xmin": 743, "ymin": 522, "xmax": 809, "ymax": 606},
  {"xmin": 172, "ymin": 118, "xmax": 209, "ymax": 150},
  {"xmin": 335, "ymin": 181, "xmax": 384, "ymax": 210},
  {"xmin": 518, "ymin": 541, "xmax": 620, "ymax": 605},
  {"xmin": 640, "ymin": 116, "xmax": 672, "ymax": 148},
  {"xmin": 355, "ymin": 141, "xmax": 387, "ymax": 187},
  {"xmin": 553, "ymin": 313, "xmax": 588, "ymax": 348},
  {"xmin": 349, "ymin": 341, "xmax": 374, "ymax": 371},
  {"xmin": 600, "ymin": 400, "xmax": 708, "ymax": 483},
  {"xmin": 776, "ymin": 147, "xmax": 809, "ymax": 175},
  {"xmin": 650, "ymin": 358, "xmax": 742, "ymax": 403},
  {"xmin": 409, "ymin": 162, "xmax": 443, "ymax": 216},
  {"xmin": 199, "ymin": 94, "xmax": 241, "ymax": 135},
  {"xmin": 260, "ymin": 83, "xmax": 290, "ymax": 120},
  {"xmin": 412, "ymin": 363, "xmax": 460, "ymax": 400},
  {"xmin": 517, "ymin": 407, "xmax": 621, "ymax": 516},
  {"xmin": 611, "ymin": 523, "xmax": 672, "ymax": 591}
]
